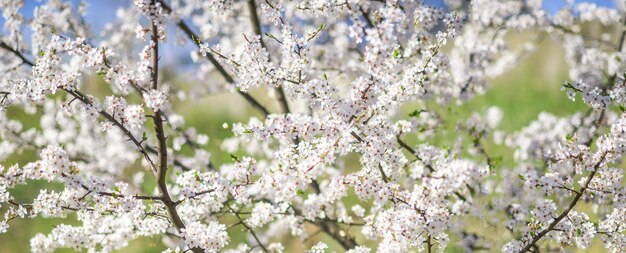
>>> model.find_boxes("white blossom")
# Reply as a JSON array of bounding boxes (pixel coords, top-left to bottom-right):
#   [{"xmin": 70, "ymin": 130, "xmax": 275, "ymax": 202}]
[
  {"xmin": 1, "ymin": 1, "xmax": 625, "ymax": 253},
  {"xmin": 181, "ymin": 221, "xmax": 229, "ymax": 252}
]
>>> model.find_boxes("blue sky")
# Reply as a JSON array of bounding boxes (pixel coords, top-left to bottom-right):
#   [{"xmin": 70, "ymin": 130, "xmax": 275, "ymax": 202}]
[{"xmin": 542, "ymin": 0, "xmax": 615, "ymax": 12}]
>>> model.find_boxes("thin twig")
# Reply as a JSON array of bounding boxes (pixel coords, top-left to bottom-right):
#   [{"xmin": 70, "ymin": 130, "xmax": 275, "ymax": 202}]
[{"xmin": 157, "ymin": 0, "xmax": 270, "ymax": 117}]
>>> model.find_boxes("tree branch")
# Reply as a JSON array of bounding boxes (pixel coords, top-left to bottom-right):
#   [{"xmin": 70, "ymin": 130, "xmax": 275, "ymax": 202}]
[
  {"xmin": 64, "ymin": 88, "xmax": 159, "ymax": 173},
  {"xmin": 227, "ymin": 204, "xmax": 269, "ymax": 252},
  {"xmin": 146, "ymin": 3, "xmax": 201, "ymax": 252},
  {"xmin": 517, "ymin": 152, "xmax": 607, "ymax": 252},
  {"xmin": 0, "ymin": 41, "xmax": 34, "ymax": 66},
  {"xmin": 157, "ymin": 0, "xmax": 270, "ymax": 117},
  {"xmin": 247, "ymin": 0, "xmax": 291, "ymax": 114},
  {"xmin": 0, "ymin": 40, "xmax": 161, "ymax": 173}
]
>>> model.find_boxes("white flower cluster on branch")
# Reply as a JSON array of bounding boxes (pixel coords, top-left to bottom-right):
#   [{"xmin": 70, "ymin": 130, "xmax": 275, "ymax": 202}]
[{"xmin": 1, "ymin": 0, "xmax": 626, "ymax": 253}]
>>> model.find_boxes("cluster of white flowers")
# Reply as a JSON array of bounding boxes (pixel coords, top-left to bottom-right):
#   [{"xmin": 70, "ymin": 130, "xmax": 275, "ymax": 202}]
[
  {"xmin": 134, "ymin": 0, "xmax": 167, "ymax": 41},
  {"xmin": 3, "ymin": 0, "xmax": 626, "ymax": 252},
  {"xmin": 230, "ymin": 35, "xmax": 279, "ymax": 92},
  {"xmin": 26, "ymin": 146, "xmax": 73, "ymax": 181},
  {"xmin": 103, "ymin": 96, "xmax": 146, "ymax": 131},
  {"xmin": 562, "ymin": 80, "xmax": 610, "ymax": 109},
  {"xmin": 0, "ymin": 0, "xmax": 23, "ymax": 49},
  {"xmin": 143, "ymin": 89, "xmax": 168, "ymax": 112},
  {"xmin": 577, "ymin": 2, "xmax": 621, "ymax": 25},
  {"xmin": 181, "ymin": 221, "xmax": 229, "ymax": 252},
  {"xmin": 247, "ymin": 202, "xmax": 276, "ymax": 228}
]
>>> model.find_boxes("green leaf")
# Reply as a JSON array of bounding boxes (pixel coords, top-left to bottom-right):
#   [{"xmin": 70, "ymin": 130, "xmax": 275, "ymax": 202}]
[
  {"xmin": 230, "ymin": 154, "xmax": 240, "ymax": 162},
  {"xmin": 112, "ymin": 186, "xmax": 120, "ymax": 193},
  {"xmin": 319, "ymin": 23, "xmax": 326, "ymax": 30},
  {"xmin": 297, "ymin": 190, "xmax": 306, "ymax": 196},
  {"xmin": 408, "ymin": 109, "xmax": 424, "ymax": 117},
  {"xmin": 620, "ymin": 104, "xmax": 625, "ymax": 112},
  {"xmin": 264, "ymin": 32, "xmax": 279, "ymax": 41},
  {"xmin": 518, "ymin": 174, "xmax": 524, "ymax": 180},
  {"xmin": 393, "ymin": 49, "xmax": 400, "ymax": 58}
]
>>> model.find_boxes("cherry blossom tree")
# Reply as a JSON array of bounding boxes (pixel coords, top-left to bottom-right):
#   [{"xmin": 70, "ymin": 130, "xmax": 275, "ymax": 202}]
[{"xmin": 0, "ymin": 0, "xmax": 625, "ymax": 252}]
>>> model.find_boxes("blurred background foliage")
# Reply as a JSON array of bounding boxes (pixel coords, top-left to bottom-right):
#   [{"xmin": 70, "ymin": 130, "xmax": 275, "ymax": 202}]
[{"xmin": 0, "ymin": 10, "xmax": 622, "ymax": 253}]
